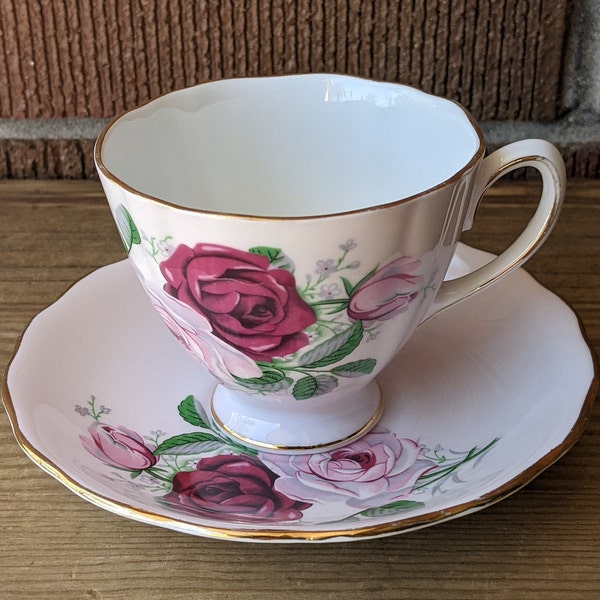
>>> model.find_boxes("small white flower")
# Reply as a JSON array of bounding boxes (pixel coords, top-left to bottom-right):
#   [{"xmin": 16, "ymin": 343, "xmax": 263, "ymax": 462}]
[
  {"xmin": 316, "ymin": 259, "xmax": 337, "ymax": 278},
  {"xmin": 157, "ymin": 239, "xmax": 173, "ymax": 257},
  {"xmin": 339, "ymin": 239, "xmax": 357, "ymax": 251},
  {"xmin": 318, "ymin": 283, "xmax": 341, "ymax": 299}
]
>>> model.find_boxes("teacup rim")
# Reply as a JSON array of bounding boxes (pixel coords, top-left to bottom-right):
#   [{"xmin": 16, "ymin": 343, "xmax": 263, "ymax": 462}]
[{"xmin": 94, "ymin": 73, "xmax": 486, "ymax": 221}]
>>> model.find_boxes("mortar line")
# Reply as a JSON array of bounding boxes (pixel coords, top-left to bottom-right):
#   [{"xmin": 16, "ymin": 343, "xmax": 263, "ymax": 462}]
[{"xmin": 1, "ymin": 116, "xmax": 600, "ymax": 148}]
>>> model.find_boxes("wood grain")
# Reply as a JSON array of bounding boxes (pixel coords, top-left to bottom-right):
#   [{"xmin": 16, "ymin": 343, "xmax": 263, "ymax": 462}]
[{"xmin": 0, "ymin": 181, "xmax": 598, "ymax": 599}]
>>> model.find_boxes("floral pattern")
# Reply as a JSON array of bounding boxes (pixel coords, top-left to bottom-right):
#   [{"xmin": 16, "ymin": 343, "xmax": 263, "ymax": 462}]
[
  {"xmin": 261, "ymin": 432, "xmax": 437, "ymax": 511},
  {"xmin": 347, "ymin": 256, "xmax": 422, "ymax": 325},
  {"xmin": 115, "ymin": 204, "xmax": 426, "ymax": 400},
  {"xmin": 144, "ymin": 284, "xmax": 262, "ymax": 381},
  {"xmin": 162, "ymin": 454, "xmax": 311, "ymax": 523},
  {"xmin": 80, "ymin": 423, "xmax": 158, "ymax": 471},
  {"xmin": 160, "ymin": 243, "xmax": 317, "ymax": 361},
  {"xmin": 77, "ymin": 396, "xmax": 499, "ymax": 526}
]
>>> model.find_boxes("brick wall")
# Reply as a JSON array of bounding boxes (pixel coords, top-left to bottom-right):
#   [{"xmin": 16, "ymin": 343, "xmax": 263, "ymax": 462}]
[{"xmin": 0, "ymin": 0, "xmax": 598, "ymax": 178}]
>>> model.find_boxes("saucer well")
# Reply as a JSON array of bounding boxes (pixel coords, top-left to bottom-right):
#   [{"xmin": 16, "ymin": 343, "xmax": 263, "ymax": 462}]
[{"xmin": 2, "ymin": 244, "xmax": 596, "ymax": 542}]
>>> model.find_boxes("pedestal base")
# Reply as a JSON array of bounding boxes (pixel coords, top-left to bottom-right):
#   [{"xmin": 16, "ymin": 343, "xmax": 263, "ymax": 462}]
[{"xmin": 210, "ymin": 380, "xmax": 383, "ymax": 454}]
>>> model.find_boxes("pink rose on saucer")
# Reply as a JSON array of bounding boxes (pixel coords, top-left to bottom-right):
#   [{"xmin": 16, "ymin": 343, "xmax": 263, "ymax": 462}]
[
  {"xmin": 81, "ymin": 423, "xmax": 157, "ymax": 471},
  {"xmin": 163, "ymin": 454, "xmax": 311, "ymax": 523},
  {"xmin": 160, "ymin": 244, "xmax": 316, "ymax": 361},
  {"xmin": 260, "ymin": 428, "xmax": 436, "ymax": 511},
  {"xmin": 348, "ymin": 256, "xmax": 421, "ymax": 323},
  {"xmin": 145, "ymin": 284, "xmax": 262, "ymax": 381}
]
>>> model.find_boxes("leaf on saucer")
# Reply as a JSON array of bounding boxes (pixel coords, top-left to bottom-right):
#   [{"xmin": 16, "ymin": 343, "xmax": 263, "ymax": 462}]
[
  {"xmin": 178, "ymin": 395, "xmax": 209, "ymax": 428},
  {"xmin": 357, "ymin": 500, "xmax": 424, "ymax": 518},
  {"xmin": 154, "ymin": 432, "xmax": 223, "ymax": 455}
]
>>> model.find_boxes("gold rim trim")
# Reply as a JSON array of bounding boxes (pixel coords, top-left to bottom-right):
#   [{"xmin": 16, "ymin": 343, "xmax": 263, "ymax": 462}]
[
  {"xmin": 1, "ymin": 259, "xmax": 597, "ymax": 542},
  {"xmin": 94, "ymin": 74, "xmax": 486, "ymax": 222},
  {"xmin": 209, "ymin": 383, "xmax": 384, "ymax": 452},
  {"xmin": 482, "ymin": 153, "xmax": 564, "ymax": 276}
]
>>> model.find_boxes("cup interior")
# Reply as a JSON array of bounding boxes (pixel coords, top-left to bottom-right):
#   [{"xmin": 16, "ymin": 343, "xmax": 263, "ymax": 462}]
[{"xmin": 97, "ymin": 75, "xmax": 482, "ymax": 217}]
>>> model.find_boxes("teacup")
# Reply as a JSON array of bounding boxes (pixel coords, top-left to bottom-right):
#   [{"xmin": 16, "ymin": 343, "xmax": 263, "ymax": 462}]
[{"xmin": 95, "ymin": 74, "xmax": 565, "ymax": 453}]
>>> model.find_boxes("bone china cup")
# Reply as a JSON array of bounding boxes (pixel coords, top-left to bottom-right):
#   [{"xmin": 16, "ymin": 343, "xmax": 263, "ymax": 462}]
[{"xmin": 95, "ymin": 74, "xmax": 565, "ymax": 453}]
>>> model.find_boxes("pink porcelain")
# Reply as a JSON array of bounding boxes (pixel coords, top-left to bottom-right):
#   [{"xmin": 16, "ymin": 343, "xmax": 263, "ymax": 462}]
[
  {"xmin": 94, "ymin": 74, "xmax": 566, "ymax": 452},
  {"xmin": 2, "ymin": 245, "xmax": 596, "ymax": 541}
]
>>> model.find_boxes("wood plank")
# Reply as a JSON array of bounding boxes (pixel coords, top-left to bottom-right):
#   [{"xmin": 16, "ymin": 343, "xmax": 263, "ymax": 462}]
[{"xmin": 0, "ymin": 181, "xmax": 598, "ymax": 599}]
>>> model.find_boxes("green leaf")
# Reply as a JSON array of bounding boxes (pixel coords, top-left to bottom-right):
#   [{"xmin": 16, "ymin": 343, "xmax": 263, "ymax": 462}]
[
  {"xmin": 177, "ymin": 395, "xmax": 208, "ymax": 428},
  {"xmin": 292, "ymin": 374, "xmax": 338, "ymax": 400},
  {"xmin": 340, "ymin": 276, "xmax": 354, "ymax": 297},
  {"xmin": 115, "ymin": 204, "xmax": 141, "ymax": 253},
  {"xmin": 358, "ymin": 500, "xmax": 424, "ymax": 518},
  {"xmin": 234, "ymin": 371, "xmax": 293, "ymax": 392},
  {"xmin": 313, "ymin": 374, "xmax": 338, "ymax": 395},
  {"xmin": 414, "ymin": 438, "xmax": 500, "ymax": 490},
  {"xmin": 292, "ymin": 375, "xmax": 318, "ymax": 400},
  {"xmin": 154, "ymin": 432, "xmax": 223, "ymax": 455},
  {"xmin": 331, "ymin": 358, "xmax": 377, "ymax": 377},
  {"xmin": 248, "ymin": 246, "xmax": 282, "ymax": 263},
  {"xmin": 352, "ymin": 266, "xmax": 379, "ymax": 293},
  {"xmin": 235, "ymin": 370, "xmax": 283, "ymax": 385},
  {"xmin": 249, "ymin": 246, "xmax": 295, "ymax": 271},
  {"xmin": 324, "ymin": 301, "xmax": 349, "ymax": 315},
  {"xmin": 299, "ymin": 320, "xmax": 364, "ymax": 368}
]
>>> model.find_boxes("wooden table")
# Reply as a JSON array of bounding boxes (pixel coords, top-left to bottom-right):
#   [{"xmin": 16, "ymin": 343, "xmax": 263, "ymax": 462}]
[{"xmin": 0, "ymin": 180, "xmax": 598, "ymax": 599}]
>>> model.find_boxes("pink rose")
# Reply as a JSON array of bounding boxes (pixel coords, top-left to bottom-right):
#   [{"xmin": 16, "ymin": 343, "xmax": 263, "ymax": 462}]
[
  {"xmin": 260, "ymin": 428, "xmax": 436, "ymax": 510},
  {"xmin": 80, "ymin": 423, "xmax": 157, "ymax": 470},
  {"xmin": 348, "ymin": 256, "xmax": 421, "ymax": 323},
  {"xmin": 144, "ymin": 283, "xmax": 262, "ymax": 381},
  {"xmin": 160, "ymin": 244, "xmax": 316, "ymax": 361},
  {"xmin": 163, "ymin": 454, "xmax": 311, "ymax": 523}
]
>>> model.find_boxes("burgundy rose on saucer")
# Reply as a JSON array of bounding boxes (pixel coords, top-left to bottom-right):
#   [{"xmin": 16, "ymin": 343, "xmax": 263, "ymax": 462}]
[
  {"xmin": 80, "ymin": 423, "xmax": 157, "ymax": 471},
  {"xmin": 160, "ymin": 243, "xmax": 316, "ymax": 361},
  {"xmin": 163, "ymin": 454, "xmax": 311, "ymax": 523},
  {"xmin": 347, "ymin": 256, "xmax": 422, "ymax": 324},
  {"xmin": 261, "ymin": 428, "xmax": 436, "ymax": 511}
]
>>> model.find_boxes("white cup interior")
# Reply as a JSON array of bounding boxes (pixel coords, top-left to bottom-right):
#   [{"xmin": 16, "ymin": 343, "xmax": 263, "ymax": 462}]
[{"xmin": 98, "ymin": 75, "xmax": 482, "ymax": 217}]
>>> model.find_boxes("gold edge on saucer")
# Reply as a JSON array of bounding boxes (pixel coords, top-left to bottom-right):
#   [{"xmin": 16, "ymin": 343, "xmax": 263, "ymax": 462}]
[
  {"xmin": 2, "ymin": 348, "xmax": 597, "ymax": 542},
  {"xmin": 1, "ymin": 255, "xmax": 598, "ymax": 543}
]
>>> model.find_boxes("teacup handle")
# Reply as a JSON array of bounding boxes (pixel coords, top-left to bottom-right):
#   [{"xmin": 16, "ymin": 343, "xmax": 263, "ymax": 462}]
[{"xmin": 424, "ymin": 139, "xmax": 566, "ymax": 321}]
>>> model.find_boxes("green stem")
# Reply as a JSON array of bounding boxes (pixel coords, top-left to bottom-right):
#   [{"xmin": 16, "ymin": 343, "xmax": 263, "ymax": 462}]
[
  {"xmin": 336, "ymin": 249, "xmax": 349, "ymax": 268},
  {"xmin": 301, "ymin": 274, "xmax": 326, "ymax": 296},
  {"xmin": 87, "ymin": 395, "xmax": 109, "ymax": 422},
  {"xmin": 310, "ymin": 299, "xmax": 349, "ymax": 307},
  {"xmin": 414, "ymin": 438, "xmax": 499, "ymax": 491},
  {"xmin": 145, "ymin": 467, "xmax": 174, "ymax": 483},
  {"xmin": 313, "ymin": 321, "xmax": 343, "ymax": 335}
]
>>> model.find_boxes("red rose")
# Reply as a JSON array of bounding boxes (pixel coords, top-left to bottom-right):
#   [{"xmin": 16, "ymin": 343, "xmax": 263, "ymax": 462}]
[
  {"xmin": 160, "ymin": 244, "xmax": 316, "ymax": 361},
  {"xmin": 163, "ymin": 454, "xmax": 311, "ymax": 523}
]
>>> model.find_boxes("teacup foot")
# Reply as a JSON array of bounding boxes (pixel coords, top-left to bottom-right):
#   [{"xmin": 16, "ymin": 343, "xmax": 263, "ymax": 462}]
[{"xmin": 210, "ymin": 380, "xmax": 383, "ymax": 454}]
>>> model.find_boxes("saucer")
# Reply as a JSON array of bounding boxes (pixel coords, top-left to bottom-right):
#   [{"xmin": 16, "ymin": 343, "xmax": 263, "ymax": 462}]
[{"xmin": 2, "ymin": 244, "xmax": 597, "ymax": 543}]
